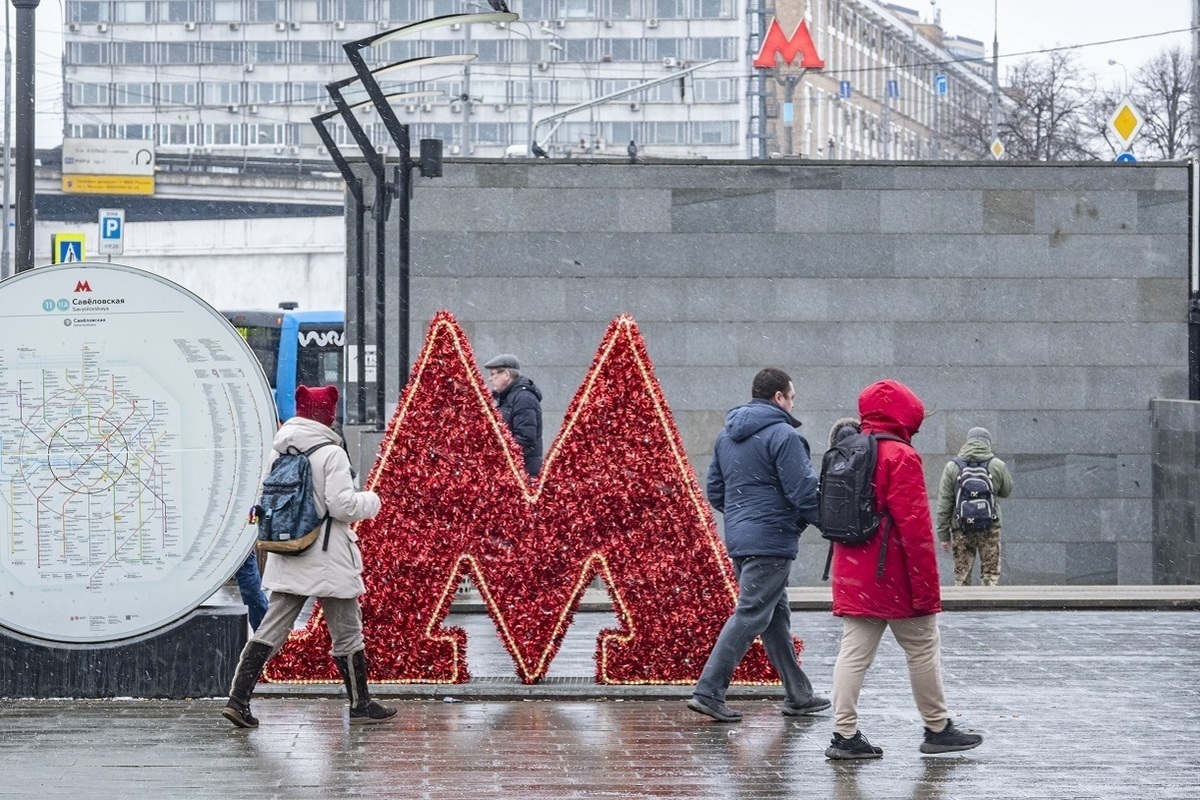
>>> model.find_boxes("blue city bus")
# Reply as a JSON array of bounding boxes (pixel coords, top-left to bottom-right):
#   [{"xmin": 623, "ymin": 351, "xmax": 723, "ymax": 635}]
[{"xmin": 222, "ymin": 305, "xmax": 345, "ymax": 422}]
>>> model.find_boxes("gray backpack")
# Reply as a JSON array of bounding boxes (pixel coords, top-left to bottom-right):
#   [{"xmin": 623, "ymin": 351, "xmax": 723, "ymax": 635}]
[{"xmin": 953, "ymin": 457, "xmax": 996, "ymax": 533}]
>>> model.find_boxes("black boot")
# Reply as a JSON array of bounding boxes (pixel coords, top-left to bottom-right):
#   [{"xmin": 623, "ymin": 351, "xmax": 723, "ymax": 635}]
[
  {"xmin": 333, "ymin": 650, "xmax": 398, "ymax": 725},
  {"xmin": 222, "ymin": 641, "xmax": 273, "ymax": 729}
]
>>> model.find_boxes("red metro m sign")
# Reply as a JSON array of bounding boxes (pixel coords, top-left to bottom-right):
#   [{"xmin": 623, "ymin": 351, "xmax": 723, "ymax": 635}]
[
  {"xmin": 266, "ymin": 312, "xmax": 791, "ymax": 686},
  {"xmin": 753, "ymin": 19, "xmax": 825, "ymax": 69}
]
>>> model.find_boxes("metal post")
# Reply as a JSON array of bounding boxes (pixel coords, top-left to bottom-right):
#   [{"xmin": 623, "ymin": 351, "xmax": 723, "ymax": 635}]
[
  {"xmin": 12, "ymin": 0, "xmax": 39, "ymax": 273},
  {"xmin": 526, "ymin": 42, "xmax": 535, "ymax": 157},
  {"xmin": 2, "ymin": 0, "xmax": 14, "ymax": 279},
  {"xmin": 326, "ymin": 80, "xmax": 391, "ymax": 429},
  {"xmin": 462, "ymin": 20, "xmax": 472, "ymax": 155},
  {"xmin": 312, "ymin": 110, "xmax": 369, "ymax": 425},
  {"xmin": 1193, "ymin": 0, "xmax": 1200, "ymax": 160},
  {"xmin": 990, "ymin": 0, "xmax": 999, "ymax": 150},
  {"xmin": 1191, "ymin": 160, "xmax": 1200, "ymax": 400},
  {"xmin": 395, "ymin": 152, "xmax": 411, "ymax": 386}
]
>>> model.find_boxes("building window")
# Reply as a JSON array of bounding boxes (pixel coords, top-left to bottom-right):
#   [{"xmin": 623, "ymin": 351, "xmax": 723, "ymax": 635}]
[
  {"xmin": 207, "ymin": 41, "xmax": 245, "ymax": 64},
  {"xmin": 247, "ymin": 41, "xmax": 288, "ymax": 64},
  {"xmin": 290, "ymin": 82, "xmax": 326, "ymax": 104},
  {"xmin": 249, "ymin": 124, "xmax": 284, "ymax": 145},
  {"xmin": 249, "ymin": 0, "xmax": 281, "ymax": 21},
  {"xmin": 68, "ymin": 1, "xmax": 112, "ymax": 23},
  {"xmin": 208, "ymin": 0, "xmax": 242, "ymax": 21},
  {"xmin": 113, "ymin": 1, "xmax": 151, "ymax": 22},
  {"xmin": 67, "ymin": 42, "xmax": 109, "ymax": 64},
  {"xmin": 557, "ymin": 0, "xmax": 594, "ymax": 18},
  {"xmin": 158, "ymin": 82, "xmax": 199, "ymax": 105},
  {"xmin": 606, "ymin": 38, "xmax": 641, "ymax": 61},
  {"xmin": 385, "ymin": 0, "xmax": 420, "ymax": 21},
  {"xmin": 689, "ymin": 0, "xmax": 727, "ymax": 17},
  {"xmin": 248, "ymin": 82, "xmax": 289, "ymax": 104},
  {"xmin": 157, "ymin": 0, "xmax": 198, "ymax": 22},
  {"xmin": 121, "ymin": 42, "xmax": 155, "ymax": 63},
  {"xmin": 322, "ymin": 0, "xmax": 373, "ymax": 20},
  {"xmin": 692, "ymin": 78, "xmax": 734, "ymax": 102},
  {"xmin": 161, "ymin": 124, "xmax": 194, "ymax": 145},
  {"xmin": 70, "ymin": 83, "xmax": 112, "ymax": 105},
  {"xmin": 690, "ymin": 37, "xmax": 736, "ymax": 61},
  {"xmin": 159, "ymin": 42, "xmax": 195, "ymax": 64},
  {"xmin": 205, "ymin": 123, "xmax": 241, "ymax": 145},
  {"xmin": 291, "ymin": 40, "xmax": 333, "ymax": 63},
  {"xmin": 689, "ymin": 120, "xmax": 735, "ymax": 144},
  {"xmin": 652, "ymin": 0, "xmax": 684, "ymax": 18},
  {"xmin": 203, "ymin": 83, "xmax": 243, "ymax": 104},
  {"xmin": 604, "ymin": 0, "xmax": 636, "ymax": 19}
]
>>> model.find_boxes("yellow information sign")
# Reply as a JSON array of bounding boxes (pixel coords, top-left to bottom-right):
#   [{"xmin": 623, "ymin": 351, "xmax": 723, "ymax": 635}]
[
  {"xmin": 1107, "ymin": 99, "xmax": 1144, "ymax": 150},
  {"xmin": 62, "ymin": 174, "xmax": 155, "ymax": 195}
]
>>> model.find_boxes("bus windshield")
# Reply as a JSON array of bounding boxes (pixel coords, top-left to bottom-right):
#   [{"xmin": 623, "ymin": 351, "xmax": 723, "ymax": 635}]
[{"xmin": 233, "ymin": 324, "xmax": 281, "ymax": 389}]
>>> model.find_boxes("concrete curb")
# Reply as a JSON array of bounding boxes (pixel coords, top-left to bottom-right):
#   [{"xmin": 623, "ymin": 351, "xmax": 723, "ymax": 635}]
[{"xmin": 446, "ymin": 585, "xmax": 1200, "ymax": 613}]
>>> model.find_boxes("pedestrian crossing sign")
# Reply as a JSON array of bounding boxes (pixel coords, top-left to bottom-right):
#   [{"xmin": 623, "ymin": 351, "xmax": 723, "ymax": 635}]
[{"xmin": 51, "ymin": 233, "xmax": 86, "ymax": 264}]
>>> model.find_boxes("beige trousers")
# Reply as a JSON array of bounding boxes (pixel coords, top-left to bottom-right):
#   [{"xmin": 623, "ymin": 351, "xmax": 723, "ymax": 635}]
[{"xmin": 831, "ymin": 614, "xmax": 949, "ymax": 737}]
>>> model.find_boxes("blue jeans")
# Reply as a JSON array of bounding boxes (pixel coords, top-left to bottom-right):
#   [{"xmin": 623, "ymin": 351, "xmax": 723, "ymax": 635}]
[
  {"xmin": 693, "ymin": 555, "xmax": 816, "ymax": 705},
  {"xmin": 235, "ymin": 551, "xmax": 268, "ymax": 631}
]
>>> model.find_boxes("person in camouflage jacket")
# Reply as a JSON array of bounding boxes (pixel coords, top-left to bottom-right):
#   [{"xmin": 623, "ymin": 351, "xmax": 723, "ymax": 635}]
[{"xmin": 935, "ymin": 427, "xmax": 1014, "ymax": 586}]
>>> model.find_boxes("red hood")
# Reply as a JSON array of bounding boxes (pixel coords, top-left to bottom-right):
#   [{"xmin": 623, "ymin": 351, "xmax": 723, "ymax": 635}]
[{"xmin": 857, "ymin": 379, "xmax": 925, "ymax": 442}]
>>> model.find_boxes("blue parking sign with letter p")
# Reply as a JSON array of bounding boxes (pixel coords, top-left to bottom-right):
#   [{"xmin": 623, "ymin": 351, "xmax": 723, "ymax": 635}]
[{"xmin": 98, "ymin": 208, "xmax": 125, "ymax": 256}]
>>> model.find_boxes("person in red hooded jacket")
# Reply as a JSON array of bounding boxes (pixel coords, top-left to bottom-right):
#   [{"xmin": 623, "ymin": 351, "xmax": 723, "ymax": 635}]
[{"xmin": 824, "ymin": 379, "xmax": 984, "ymax": 760}]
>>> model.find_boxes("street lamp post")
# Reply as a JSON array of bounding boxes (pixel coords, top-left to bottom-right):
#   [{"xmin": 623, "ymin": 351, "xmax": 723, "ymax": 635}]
[
  {"xmin": 337, "ymin": 12, "xmax": 514, "ymax": 424},
  {"xmin": 12, "ymin": 0, "xmax": 39, "ymax": 273},
  {"xmin": 496, "ymin": 21, "xmax": 538, "ymax": 157},
  {"xmin": 1107, "ymin": 58, "xmax": 1130, "ymax": 96}
]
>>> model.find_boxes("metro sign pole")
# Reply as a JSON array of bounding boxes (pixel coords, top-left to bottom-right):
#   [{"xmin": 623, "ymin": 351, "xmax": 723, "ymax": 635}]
[{"xmin": 11, "ymin": 0, "xmax": 39, "ymax": 273}]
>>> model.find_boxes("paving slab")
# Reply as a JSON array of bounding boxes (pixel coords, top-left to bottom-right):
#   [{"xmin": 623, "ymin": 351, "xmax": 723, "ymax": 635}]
[{"xmin": 1, "ymin": 609, "xmax": 1197, "ymax": 799}]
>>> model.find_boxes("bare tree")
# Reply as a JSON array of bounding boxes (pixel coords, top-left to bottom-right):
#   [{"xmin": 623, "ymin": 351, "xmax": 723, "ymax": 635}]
[
  {"xmin": 1126, "ymin": 46, "xmax": 1192, "ymax": 159},
  {"xmin": 999, "ymin": 51, "xmax": 1097, "ymax": 161}
]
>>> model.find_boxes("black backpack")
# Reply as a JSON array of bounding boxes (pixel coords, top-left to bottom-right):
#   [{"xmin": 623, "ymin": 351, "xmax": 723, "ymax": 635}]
[
  {"xmin": 251, "ymin": 442, "xmax": 336, "ymax": 556},
  {"xmin": 953, "ymin": 457, "xmax": 996, "ymax": 533},
  {"xmin": 818, "ymin": 431, "xmax": 904, "ymax": 580}
]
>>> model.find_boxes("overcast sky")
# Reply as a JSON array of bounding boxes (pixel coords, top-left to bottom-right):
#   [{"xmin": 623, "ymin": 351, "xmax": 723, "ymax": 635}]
[{"xmin": 10, "ymin": 0, "xmax": 1200, "ymax": 147}]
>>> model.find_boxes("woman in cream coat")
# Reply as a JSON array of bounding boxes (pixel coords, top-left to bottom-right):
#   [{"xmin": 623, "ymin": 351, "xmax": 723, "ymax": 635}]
[{"xmin": 222, "ymin": 384, "xmax": 394, "ymax": 728}]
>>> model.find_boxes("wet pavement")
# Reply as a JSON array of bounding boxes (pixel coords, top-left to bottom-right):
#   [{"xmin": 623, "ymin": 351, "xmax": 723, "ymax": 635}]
[{"xmin": 2, "ymin": 608, "xmax": 1198, "ymax": 799}]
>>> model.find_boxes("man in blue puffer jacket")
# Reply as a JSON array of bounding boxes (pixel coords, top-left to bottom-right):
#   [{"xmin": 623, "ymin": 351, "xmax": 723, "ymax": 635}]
[{"xmin": 688, "ymin": 367, "xmax": 830, "ymax": 723}]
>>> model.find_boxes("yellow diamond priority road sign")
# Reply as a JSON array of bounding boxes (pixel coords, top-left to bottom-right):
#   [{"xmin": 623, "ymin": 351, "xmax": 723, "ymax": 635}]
[
  {"xmin": 990, "ymin": 138, "xmax": 1005, "ymax": 160},
  {"xmin": 1107, "ymin": 99, "xmax": 1144, "ymax": 149}
]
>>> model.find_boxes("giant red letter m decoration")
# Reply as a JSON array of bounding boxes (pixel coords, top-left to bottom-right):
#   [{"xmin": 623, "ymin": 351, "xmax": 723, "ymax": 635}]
[
  {"xmin": 753, "ymin": 19, "xmax": 825, "ymax": 69},
  {"xmin": 266, "ymin": 312, "xmax": 796, "ymax": 685}
]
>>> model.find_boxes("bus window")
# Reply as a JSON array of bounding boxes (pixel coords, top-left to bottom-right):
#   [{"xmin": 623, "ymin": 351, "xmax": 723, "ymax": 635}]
[
  {"xmin": 234, "ymin": 325, "xmax": 281, "ymax": 388},
  {"xmin": 296, "ymin": 326, "xmax": 343, "ymax": 389}
]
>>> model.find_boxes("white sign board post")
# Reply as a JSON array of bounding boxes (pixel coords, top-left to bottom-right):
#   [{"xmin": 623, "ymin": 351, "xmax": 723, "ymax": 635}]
[{"xmin": 0, "ymin": 263, "xmax": 276, "ymax": 644}]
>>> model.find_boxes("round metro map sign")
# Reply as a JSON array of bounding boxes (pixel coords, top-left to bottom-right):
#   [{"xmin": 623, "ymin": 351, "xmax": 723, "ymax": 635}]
[{"xmin": 0, "ymin": 263, "xmax": 277, "ymax": 643}]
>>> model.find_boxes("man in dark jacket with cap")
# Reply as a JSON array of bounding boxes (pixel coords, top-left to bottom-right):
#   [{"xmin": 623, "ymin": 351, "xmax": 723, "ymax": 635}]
[
  {"xmin": 484, "ymin": 353, "xmax": 544, "ymax": 476},
  {"xmin": 687, "ymin": 367, "xmax": 830, "ymax": 723}
]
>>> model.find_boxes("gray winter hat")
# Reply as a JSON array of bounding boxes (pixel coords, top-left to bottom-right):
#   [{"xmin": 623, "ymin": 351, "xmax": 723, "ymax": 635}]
[
  {"xmin": 966, "ymin": 426, "xmax": 992, "ymax": 445},
  {"xmin": 483, "ymin": 353, "xmax": 520, "ymax": 371}
]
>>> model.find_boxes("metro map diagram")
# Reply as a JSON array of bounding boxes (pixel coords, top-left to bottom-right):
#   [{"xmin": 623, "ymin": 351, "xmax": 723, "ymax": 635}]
[{"xmin": 0, "ymin": 343, "xmax": 181, "ymax": 596}]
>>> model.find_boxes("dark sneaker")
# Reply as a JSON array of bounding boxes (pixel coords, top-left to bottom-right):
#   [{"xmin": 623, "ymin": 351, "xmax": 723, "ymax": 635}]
[
  {"xmin": 350, "ymin": 700, "xmax": 398, "ymax": 725},
  {"xmin": 825, "ymin": 731, "xmax": 883, "ymax": 760},
  {"xmin": 920, "ymin": 720, "xmax": 983, "ymax": 754},
  {"xmin": 686, "ymin": 695, "xmax": 743, "ymax": 723},
  {"xmin": 782, "ymin": 696, "xmax": 832, "ymax": 716},
  {"xmin": 221, "ymin": 700, "xmax": 259, "ymax": 729}
]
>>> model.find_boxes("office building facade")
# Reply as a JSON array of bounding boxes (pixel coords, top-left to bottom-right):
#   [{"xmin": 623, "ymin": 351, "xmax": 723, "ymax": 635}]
[{"xmin": 63, "ymin": 0, "xmax": 998, "ymax": 161}]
